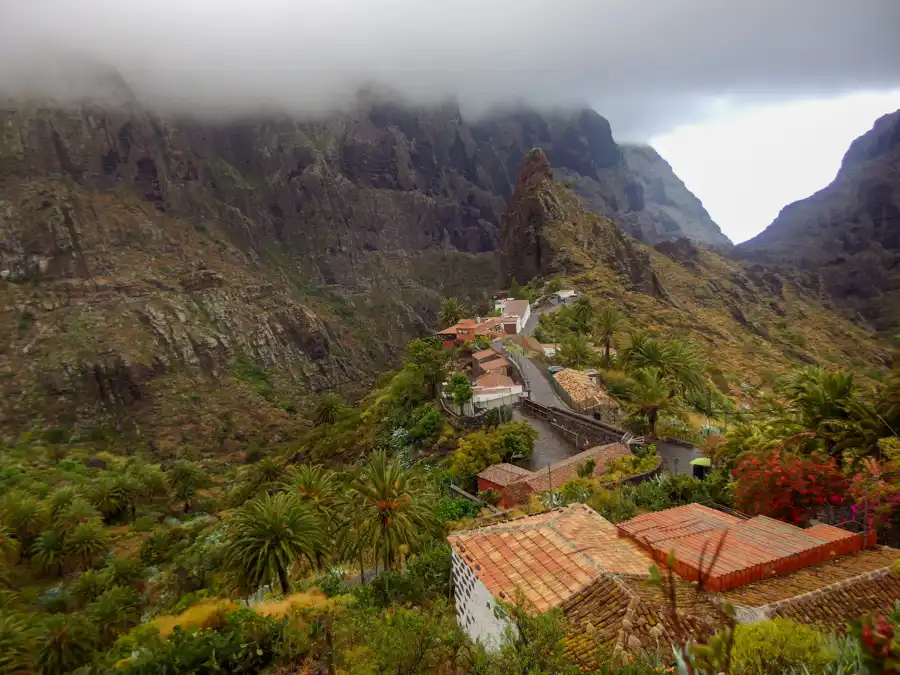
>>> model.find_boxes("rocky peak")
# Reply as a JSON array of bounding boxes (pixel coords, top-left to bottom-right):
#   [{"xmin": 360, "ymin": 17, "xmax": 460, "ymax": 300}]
[
  {"xmin": 499, "ymin": 149, "xmax": 664, "ymax": 297},
  {"xmin": 736, "ymin": 108, "xmax": 900, "ymax": 332}
]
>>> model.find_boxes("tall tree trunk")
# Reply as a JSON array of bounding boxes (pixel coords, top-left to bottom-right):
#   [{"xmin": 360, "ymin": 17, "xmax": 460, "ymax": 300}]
[
  {"xmin": 604, "ymin": 335, "xmax": 611, "ymax": 367},
  {"xmin": 278, "ymin": 565, "xmax": 290, "ymax": 597},
  {"xmin": 649, "ymin": 408, "xmax": 658, "ymax": 439}
]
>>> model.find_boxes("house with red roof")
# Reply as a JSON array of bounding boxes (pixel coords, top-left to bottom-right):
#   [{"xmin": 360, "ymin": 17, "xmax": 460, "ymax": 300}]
[{"xmin": 448, "ymin": 503, "xmax": 899, "ymax": 665}]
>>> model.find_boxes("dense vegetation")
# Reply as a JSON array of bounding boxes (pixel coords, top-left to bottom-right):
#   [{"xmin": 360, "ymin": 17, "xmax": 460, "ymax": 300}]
[{"xmin": 0, "ymin": 299, "xmax": 898, "ymax": 674}]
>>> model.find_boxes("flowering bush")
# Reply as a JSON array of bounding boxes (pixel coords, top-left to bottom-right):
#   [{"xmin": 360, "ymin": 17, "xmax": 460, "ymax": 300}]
[
  {"xmin": 848, "ymin": 458, "xmax": 900, "ymax": 535},
  {"xmin": 732, "ymin": 450, "xmax": 849, "ymax": 525}
]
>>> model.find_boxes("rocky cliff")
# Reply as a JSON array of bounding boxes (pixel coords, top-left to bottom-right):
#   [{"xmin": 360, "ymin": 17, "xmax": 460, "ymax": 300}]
[
  {"xmin": 0, "ymin": 80, "xmax": 859, "ymax": 441},
  {"xmin": 498, "ymin": 150, "xmax": 888, "ymax": 385},
  {"xmin": 737, "ymin": 110, "xmax": 900, "ymax": 333},
  {"xmin": 619, "ymin": 145, "xmax": 731, "ymax": 248}
]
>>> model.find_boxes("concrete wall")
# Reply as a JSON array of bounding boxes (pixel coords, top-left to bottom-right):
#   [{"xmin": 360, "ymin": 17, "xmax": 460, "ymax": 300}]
[{"xmin": 451, "ymin": 549, "xmax": 509, "ymax": 650}]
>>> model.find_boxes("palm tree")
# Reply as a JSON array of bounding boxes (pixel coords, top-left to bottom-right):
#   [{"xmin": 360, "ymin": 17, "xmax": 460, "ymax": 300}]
[
  {"xmin": 2, "ymin": 494, "xmax": 48, "ymax": 548},
  {"xmin": 48, "ymin": 487, "xmax": 78, "ymax": 520},
  {"xmin": 438, "ymin": 297, "xmax": 465, "ymax": 328},
  {"xmin": 247, "ymin": 457, "xmax": 286, "ymax": 495},
  {"xmin": 89, "ymin": 476, "xmax": 128, "ymax": 523},
  {"xmin": 0, "ymin": 525, "xmax": 19, "ymax": 564},
  {"xmin": 571, "ymin": 296, "xmax": 594, "ymax": 333},
  {"xmin": 31, "ymin": 530, "xmax": 65, "ymax": 577},
  {"xmin": 283, "ymin": 464, "xmax": 339, "ymax": 569},
  {"xmin": 594, "ymin": 306, "xmax": 620, "ymax": 367},
  {"xmin": 283, "ymin": 464, "xmax": 338, "ymax": 522},
  {"xmin": 349, "ymin": 452, "xmax": 437, "ymax": 572},
  {"xmin": 54, "ymin": 499, "xmax": 102, "ymax": 531},
  {"xmin": 619, "ymin": 367, "xmax": 679, "ymax": 438},
  {"xmin": 63, "ymin": 522, "xmax": 109, "ymax": 571},
  {"xmin": 313, "ymin": 393, "xmax": 345, "ymax": 427},
  {"xmin": 102, "ymin": 556, "xmax": 145, "ymax": 589},
  {"xmin": 37, "ymin": 614, "xmax": 96, "ymax": 675},
  {"xmin": 86, "ymin": 587, "xmax": 144, "ymax": 646},
  {"xmin": 0, "ymin": 613, "xmax": 34, "ymax": 675},
  {"xmin": 223, "ymin": 492, "xmax": 324, "ymax": 596},
  {"xmin": 619, "ymin": 332, "xmax": 705, "ymax": 396},
  {"xmin": 557, "ymin": 334, "xmax": 593, "ymax": 370},
  {"xmin": 778, "ymin": 366, "xmax": 855, "ymax": 429},
  {"xmin": 168, "ymin": 461, "xmax": 208, "ymax": 512}
]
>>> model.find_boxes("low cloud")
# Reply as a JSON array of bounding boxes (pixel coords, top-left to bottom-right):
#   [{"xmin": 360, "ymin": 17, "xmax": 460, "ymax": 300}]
[{"xmin": 2, "ymin": 0, "xmax": 899, "ymax": 138}]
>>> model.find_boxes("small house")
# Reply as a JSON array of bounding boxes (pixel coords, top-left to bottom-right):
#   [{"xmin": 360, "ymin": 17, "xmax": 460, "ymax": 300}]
[{"xmin": 549, "ymin": 289, "xmax": 577, "ymax": 305}]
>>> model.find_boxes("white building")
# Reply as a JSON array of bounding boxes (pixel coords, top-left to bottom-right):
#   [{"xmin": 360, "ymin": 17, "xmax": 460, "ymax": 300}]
[
  {"xmin": 447, "ymin": 504, "xmax": 651, "ymax": 649},
  {"xmin": 499, "ymin": 299, "xmax": 531, "ymax": 334},
  {"xmin": 549, "ymin": 289, "xmax": 577, "ymax": 305}
]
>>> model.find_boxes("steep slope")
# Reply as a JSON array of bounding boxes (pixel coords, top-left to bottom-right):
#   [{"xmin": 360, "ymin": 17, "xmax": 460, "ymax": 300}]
[
  {"xmin": 619, "ymin": 145, "xmax": 731, "ymax": 248},
  {"xmin": 500, "ymin": 149, "xmax": 888, "ymax": 386},
  {"xmin": 738, "ymin": 110, "xmax": 900, "ymax": 333}
]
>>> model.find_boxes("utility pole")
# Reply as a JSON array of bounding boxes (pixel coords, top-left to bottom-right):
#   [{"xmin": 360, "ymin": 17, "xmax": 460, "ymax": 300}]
[{"xmin": 706, "ymin": 387, "xmax": 711, "ymax": 428}]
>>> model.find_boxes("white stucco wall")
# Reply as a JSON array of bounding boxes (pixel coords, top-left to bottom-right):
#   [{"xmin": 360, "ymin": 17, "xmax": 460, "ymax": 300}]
[{"xmin": 451, "ymin": 549, "xmax": 510, "ymax": 650}]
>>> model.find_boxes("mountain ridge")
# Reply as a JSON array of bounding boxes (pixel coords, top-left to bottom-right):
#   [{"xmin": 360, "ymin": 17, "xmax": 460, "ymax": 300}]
[{"xmin": 737, "ymin": 109, "xmax": 900, "ymax": 333}]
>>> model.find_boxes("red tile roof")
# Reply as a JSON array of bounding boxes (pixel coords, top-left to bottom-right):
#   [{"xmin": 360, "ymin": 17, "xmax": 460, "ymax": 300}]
[
  {"xmin": 503, "ymin": 443, "xmax": 632, "ymax": 504},
  {"xmin": 618, "ymin": 504, "xmax": 871, "ymax": 591},
  {"xmin": 479, "ymin": 357, "xmax": 510, "ymax": 371},
  {"xmin": 477, "ymin": 463, "xmax": 534, "ymax": 487},
  {"xmin": 475, "ymin": 373, "xmax": 515, "ymax": 389},
  {"xmin": 472, "ymin": 348, "xmax": 499, "ymax": 362},
  {"xmin": 448, "ymin": 505, "xmax": 652, "ymax": 612}
]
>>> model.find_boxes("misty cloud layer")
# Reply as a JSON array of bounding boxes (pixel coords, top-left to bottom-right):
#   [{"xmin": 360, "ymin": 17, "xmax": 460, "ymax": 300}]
[{"xmin": 2, "ymin": 0, "xmax": 899, "ymax": 139}]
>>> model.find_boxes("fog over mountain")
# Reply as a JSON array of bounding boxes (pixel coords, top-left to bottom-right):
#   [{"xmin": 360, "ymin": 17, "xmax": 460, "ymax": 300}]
[{"xmin": 2, "ymin": 0, "xmax": 899, "ymax": 138}]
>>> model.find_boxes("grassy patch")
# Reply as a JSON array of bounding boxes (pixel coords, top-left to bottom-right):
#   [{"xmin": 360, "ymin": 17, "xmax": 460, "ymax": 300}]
[{"xmin": 231, "ymin": 355, "xmax": 275, "ymax": 400}]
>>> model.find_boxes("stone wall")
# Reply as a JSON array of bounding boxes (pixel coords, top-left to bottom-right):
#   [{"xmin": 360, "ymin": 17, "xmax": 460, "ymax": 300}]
[{"xmin": 522, "ymin": 399, "xmax": 622, "ymax": 450}]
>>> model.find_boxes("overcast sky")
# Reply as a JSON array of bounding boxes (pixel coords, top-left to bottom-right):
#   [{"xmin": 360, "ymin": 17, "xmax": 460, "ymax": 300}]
[{"xmin": 2, "ymin": 0, "xmax": 899, "ymax": 241}]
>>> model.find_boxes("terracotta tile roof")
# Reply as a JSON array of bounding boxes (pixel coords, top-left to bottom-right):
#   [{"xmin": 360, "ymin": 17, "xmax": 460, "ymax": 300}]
[
  {"xmin": 477, "ymin": 463, "xmax": 534, "ymax": 487},
  {"xmin": 448, "ymin": 505, "xmax": 652, "ymax": 612},
  {"xmin": 721, "ymin": 546, "xmax": 900, "ymax": 607},
  {"xmin": 479, "ymin": 357, "xmax": 510, "ymax": 371},
  {"xmin": 505, "ymin": 443, "xmax": 631, "ymax": 502},
  {"xmin": 472, "ymin": 348, "xmax": 499, "ymax": 362},
  {"xmin": 475, "ymin": 373, "xmax": 515, "ymax": 389},
  {"xmin": 475, "ymin": 318, "xmax": 504, "ymax": 334},
  {"xmin": 772, "ymin": 571, "xmax": 900, "ymax": 634},
  {"xmin": 562, "ymin": 573, "xmax": 723, "ymax": 669},
  {"xmin": 618, "ymin": 504, "xmax": 871, "ymax": 591}
]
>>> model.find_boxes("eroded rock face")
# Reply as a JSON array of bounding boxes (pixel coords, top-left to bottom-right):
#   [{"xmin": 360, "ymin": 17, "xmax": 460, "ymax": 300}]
[
  {"xmin": 737, "ymin": 110, "xmax": 900, "ymax": 331},
  {"xmin": 498, "ymin": 149, "xmax": 663, "ymax": 297}
]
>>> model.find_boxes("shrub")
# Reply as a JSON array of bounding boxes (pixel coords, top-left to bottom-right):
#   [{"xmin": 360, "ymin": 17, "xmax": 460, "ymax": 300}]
[
  {"xmin": 434, "ymin": 497, "xmax": 481, "ymax": 524},
  {"xmin": 478, "ymin": 488, "xmax": 501, "ymax": 506},
  {"xmin": 152, "ymin": 600, "xmax": 239, "ymax": 639},
  {"xmin": 730, "ymin": 618, "xmax": 831, "ymax": 675},
  {"xmin": 131, "ymin": 516, "xmax": 156, "ymax": 532},
  {"xmin": 733, "ymin": 450, "xmax": 848, "ymax": 525}
]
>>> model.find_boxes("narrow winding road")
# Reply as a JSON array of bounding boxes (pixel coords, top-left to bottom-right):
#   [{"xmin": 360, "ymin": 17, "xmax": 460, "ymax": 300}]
[{"xmin": 512, "ymin": 301, "xmax": 700, "ymax": 475}]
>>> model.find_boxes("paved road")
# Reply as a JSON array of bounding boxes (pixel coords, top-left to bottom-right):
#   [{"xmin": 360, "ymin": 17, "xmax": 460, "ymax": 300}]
[
  {"xmin": 656, "ymin": 441, "xmax": 701, "ymax": 476},
  {"xmin": 513, "ymin": 408, "xmax": 575, "ymax": 471}
]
